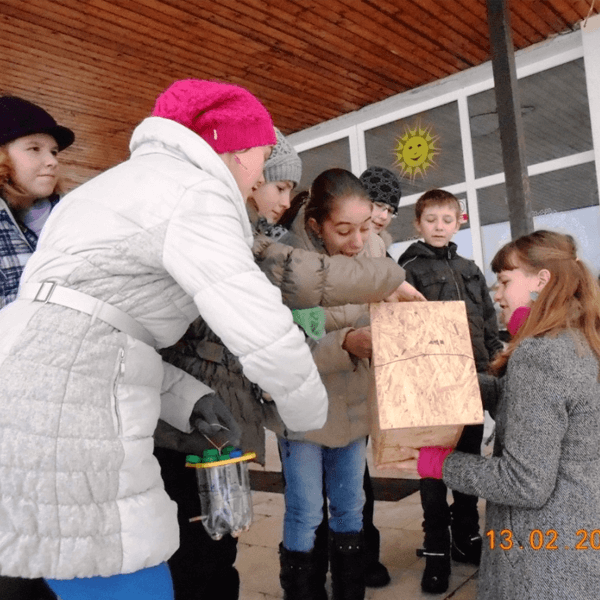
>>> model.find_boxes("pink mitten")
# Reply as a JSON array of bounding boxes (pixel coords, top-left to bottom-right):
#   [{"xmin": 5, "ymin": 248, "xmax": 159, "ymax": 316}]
[
  {"xmin": 417, "ymin": 446, "xmax": 453, "ymax": 479},
  {"xmin": 507, "ymin": 306, "xmax": 531, "ymax": 336}
]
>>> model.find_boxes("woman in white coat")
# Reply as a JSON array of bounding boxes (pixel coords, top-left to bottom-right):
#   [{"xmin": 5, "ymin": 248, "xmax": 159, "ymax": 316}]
[{"xmin": 0, "ymin": 79, "xmax": 327, "ymax": 600}]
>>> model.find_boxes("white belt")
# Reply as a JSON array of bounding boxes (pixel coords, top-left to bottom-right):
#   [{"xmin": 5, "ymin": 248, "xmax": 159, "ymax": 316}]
[{"xmin": 19, "ymin": 282, "xmax": 156, "ymax": 348}]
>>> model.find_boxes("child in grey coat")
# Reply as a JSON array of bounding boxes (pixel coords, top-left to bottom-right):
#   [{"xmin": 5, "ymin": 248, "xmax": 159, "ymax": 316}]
[{"xmin": 411, "ymin": 230, "xmax": 600, "ymax": 600}]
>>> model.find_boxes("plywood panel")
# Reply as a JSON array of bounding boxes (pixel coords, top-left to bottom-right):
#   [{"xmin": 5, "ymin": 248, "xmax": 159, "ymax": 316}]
[{"xmin": 369, "ymin": 301, "xmax": 483, "ymax": 469}]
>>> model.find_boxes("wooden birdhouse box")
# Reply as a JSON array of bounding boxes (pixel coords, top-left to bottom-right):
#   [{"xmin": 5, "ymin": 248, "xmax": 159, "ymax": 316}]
[{"xmin": 369, "ymin": 301, "xmax": 484, "ymax": 472}]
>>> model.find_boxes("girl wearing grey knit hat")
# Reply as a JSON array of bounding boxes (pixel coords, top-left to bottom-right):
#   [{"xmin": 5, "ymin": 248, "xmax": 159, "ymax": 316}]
[{"xmin": 248, "ymin": 128, "xmax": 302, "ymax": 224}]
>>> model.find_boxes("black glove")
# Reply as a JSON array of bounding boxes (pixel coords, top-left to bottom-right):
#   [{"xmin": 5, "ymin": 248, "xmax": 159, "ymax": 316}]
[
  {"xmin": 154, "ymin": 419, "xmax": 222, "ymax": 455},
  {"xmin": 190, "ymin": 393, "xmax": 242, "ymax": 449}
]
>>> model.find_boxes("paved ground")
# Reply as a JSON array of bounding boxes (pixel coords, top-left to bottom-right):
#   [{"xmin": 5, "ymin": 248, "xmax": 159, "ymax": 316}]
[{"xmin": 237, "ymin": 431, "xmax": 483, "ymax": 599}]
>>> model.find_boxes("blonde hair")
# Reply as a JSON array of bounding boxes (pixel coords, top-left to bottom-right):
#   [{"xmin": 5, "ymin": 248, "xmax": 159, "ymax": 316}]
[{"xmin": 490, "ymin": 230, "xmax": 600, "ymax": 375}]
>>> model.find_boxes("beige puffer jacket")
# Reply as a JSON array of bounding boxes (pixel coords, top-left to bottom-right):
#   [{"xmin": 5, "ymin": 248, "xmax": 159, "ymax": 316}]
[
  {"xmin": 160, "ymin": 206, "xmax": 403, "ymax": 463},
  {"xmin": 264, "ymin": 208, "xmax": 389, "ymax": 448}
]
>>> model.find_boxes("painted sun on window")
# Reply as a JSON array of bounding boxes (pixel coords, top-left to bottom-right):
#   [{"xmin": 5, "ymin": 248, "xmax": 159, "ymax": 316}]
[{"xmin": 394, "ymin": 120, "xmax": 439, "ymax": 180}]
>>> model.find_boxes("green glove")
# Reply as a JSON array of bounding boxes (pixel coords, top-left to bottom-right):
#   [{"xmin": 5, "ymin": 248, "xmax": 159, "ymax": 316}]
[{"xmin": 292, "ymin": 306, "xmax": 326, "ymax": 341}]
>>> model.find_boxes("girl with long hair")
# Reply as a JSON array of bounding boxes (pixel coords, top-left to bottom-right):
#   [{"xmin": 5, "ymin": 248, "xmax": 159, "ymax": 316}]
[
  {"xmin": 265, "ymin": 168, "xmax": 385, "ymax": 600},
  {"xmin": 409, "ymin": 230, "xmax": 600, "ymax": 599}
]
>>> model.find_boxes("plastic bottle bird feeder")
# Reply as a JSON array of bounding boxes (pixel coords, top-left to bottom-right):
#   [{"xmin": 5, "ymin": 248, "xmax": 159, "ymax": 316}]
[{"xmin": 186, "ymin": 448, "xmax": 256, "ymax": 539}]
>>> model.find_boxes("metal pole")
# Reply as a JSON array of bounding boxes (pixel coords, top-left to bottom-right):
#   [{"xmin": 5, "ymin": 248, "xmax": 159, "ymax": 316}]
[{"xmin": 486, "ymin": 0, "xmax": 534, "ymax": 239}]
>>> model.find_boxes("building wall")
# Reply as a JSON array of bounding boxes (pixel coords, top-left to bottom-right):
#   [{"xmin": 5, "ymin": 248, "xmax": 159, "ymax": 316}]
[{"xmin": 288, "ymin": 21, "xmax": 600, "ymax": 278}]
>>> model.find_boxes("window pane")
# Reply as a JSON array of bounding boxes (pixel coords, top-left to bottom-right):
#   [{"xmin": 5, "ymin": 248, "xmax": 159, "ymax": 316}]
[
  {"xmin": 478, "ymin": 162, "xmax": 599, "ymax": 282},
  {"xmin": 469, "ymin": 59, "xmax": 592, "ymax": 179},
  {"xmin": 364, "ymin": 102, "xmax": 464, "ymax": 197},
  {"xmin": 478, "ymin": 162, "xmax": 599, "ymax": 228},
  {"xmin": 477, "ymin": 184, "xmax": 510, "ymax": 227},
  {"xmin": 297, "ymin": 138, "xmax": 351, "ymax": 192}
]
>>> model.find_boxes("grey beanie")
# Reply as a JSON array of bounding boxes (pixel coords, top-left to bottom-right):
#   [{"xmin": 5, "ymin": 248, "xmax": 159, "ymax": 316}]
[
  {"xmin": 359, "ymin": 166, "xmax": 402, "ymax": 214},
  {"xmin": 263, "ymin": 128, "xmax": 302, "ymax": 186}
]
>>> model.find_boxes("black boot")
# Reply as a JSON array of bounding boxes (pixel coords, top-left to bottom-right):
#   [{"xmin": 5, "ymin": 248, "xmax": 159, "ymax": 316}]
[
  {"xmin": 417, "ymin": 548, "xmax": 451, "ymax": 595},
  {"xmin": 450, "ymin": 494, "xmax": 482, "ymax": 566},
  {"xmin": 451, "ymin": 531, "xmax": 482, "ymax": 566},
  {"xmin": 362, "ymin": 465, "xmax": 391, "ymax": 588},
  {"xmin": 279, "ymin": 543, "xmax": 328, "ymax": 600},
  {"xmin": 419, "ymin": 478, "xmax": 451, "ymax": 594},
  {"xmin": 363, "ymin": 524, "xmax": 391, "ymax": 587},
  {"xmin": 329, "ymin": 531, "xmax": 365, "ymax": 600}
]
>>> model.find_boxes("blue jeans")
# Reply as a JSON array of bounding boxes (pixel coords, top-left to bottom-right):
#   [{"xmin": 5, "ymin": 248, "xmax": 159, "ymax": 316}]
[
  {"xmin": 45, "ymin": 563, "xmax": 173, "ymax": 600},
  {"xmin": 279, "ymin": 437, "xmax": 367, "ymax": 553}
]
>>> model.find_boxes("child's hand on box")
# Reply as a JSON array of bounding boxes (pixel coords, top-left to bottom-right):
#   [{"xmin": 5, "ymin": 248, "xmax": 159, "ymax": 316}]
[
  {"xmin": 342, "ymin": 326, "xmax": 372, "ymax": 359},
  {"xmin": 380, "ymin": 447, "xmax": 453, "ymax": 479},
  {"xmin": 385, "ymin": 280, "xmax": 427, "ymax": 302},
  {"xmin": 381, "ymin": 447, "xmax": 420, "ymax": 477}
]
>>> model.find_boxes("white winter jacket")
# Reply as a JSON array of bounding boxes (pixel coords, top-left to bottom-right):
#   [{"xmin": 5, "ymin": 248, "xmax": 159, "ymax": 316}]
[{"xmin": 0, "ymin": 117, "xmax": 327, "ymax": 579}]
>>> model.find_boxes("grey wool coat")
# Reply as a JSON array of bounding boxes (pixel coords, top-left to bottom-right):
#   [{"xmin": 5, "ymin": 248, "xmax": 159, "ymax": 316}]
[{"xmin": 443, "ymin": 332, "xmax": 600, "ymax": 599}]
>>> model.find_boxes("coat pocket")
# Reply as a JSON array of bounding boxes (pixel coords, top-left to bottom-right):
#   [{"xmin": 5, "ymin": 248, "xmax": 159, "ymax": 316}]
[
  {"xmin": 110, "ymin": 347, "xmax": 126, "ymax": 436},
  {"xmin": 417, "ymin": 271, "xmax": 449, "ymax": 300},
  {"xmin": 460, "ymin": 271, "xmax": 484, "ymax": 305}
]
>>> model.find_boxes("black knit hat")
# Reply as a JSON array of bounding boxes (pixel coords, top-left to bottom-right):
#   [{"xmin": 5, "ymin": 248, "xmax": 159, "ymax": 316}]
[
  {"xmin": 0, "ymin": 96, "xmax": 75, "ymax": 151},
  {"xmin": 359, "ymin": 166, "xmax": 402, "ymax": 214}
]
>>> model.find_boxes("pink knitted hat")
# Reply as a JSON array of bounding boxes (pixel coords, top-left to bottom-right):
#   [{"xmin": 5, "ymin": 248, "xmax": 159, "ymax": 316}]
[{"xmin": 152, "ymin": 79, "xmax": 276, "ymax": 154}]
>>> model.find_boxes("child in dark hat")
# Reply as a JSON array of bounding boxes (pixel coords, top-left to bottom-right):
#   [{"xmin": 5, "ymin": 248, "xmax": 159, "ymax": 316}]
[
  {"xmin": 359, "ymin": 166, "xmax": 402, "ymax": 249},
  {"xmin": 0, "ymin": 96, "xmax": 74, "ymax": 600},
  {"xmin": 0, "ymin": 96, "xmax": 74, "ymax": 309}
]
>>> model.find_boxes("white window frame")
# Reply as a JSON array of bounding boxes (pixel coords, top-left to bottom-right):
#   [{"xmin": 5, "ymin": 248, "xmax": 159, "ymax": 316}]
[{"xmin": 289, "ymin": 25, "xmax": 599, "ymax": 272}]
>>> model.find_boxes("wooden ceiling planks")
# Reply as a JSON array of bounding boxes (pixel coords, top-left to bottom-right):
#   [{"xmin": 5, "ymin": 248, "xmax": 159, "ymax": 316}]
[{"xmin": 1, "ymin": 0, "xmax": 597, "ymax": 189}]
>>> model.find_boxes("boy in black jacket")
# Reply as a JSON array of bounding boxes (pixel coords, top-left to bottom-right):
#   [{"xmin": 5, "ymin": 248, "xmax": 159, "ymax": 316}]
[{"xmin": 398, "ymin": 189, "xmax": 502, "ymax": 595}]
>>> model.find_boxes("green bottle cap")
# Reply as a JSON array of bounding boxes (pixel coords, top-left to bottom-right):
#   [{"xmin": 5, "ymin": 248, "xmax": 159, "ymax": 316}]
[
  {"xmin": 202, "ymin": 449, "xmax": 220, "ymax": 463},
  {"xmin": 186, "ymin": 454, "xmax": 201, "ymax": 464}
]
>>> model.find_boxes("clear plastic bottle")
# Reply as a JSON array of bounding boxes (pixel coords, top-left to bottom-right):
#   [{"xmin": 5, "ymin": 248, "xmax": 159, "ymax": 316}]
[
  {"xmin": 237, "ymin": 456, "xmax": 253, "ymax": 534},
  {"xmin": 187, "ymin": 447, "xmax": 254, "ymax": 540}
]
